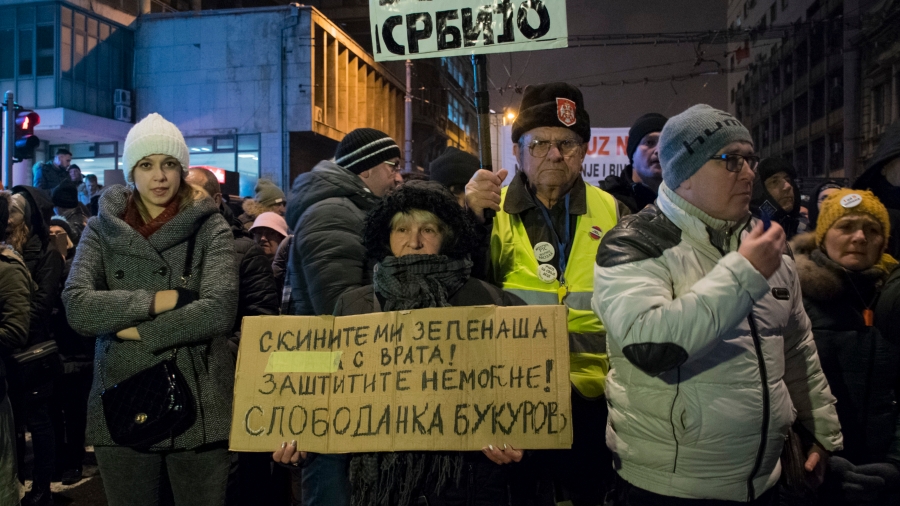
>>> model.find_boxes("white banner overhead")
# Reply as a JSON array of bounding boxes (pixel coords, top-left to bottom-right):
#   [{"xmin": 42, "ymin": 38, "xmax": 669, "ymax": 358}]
[
  {"xmin": 495, "ymin": 125, "xmax": 632, "ymax": 187},
  {"xmin": 370, "ymin": 0, "xmax": 569, "ymax": 62}
]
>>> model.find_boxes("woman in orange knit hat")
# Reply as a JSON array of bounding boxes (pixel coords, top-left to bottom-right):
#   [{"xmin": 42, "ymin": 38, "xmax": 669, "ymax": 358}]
[{"xmin": 790, "ymin": 189, "xmax": 900, "ymax": 505}]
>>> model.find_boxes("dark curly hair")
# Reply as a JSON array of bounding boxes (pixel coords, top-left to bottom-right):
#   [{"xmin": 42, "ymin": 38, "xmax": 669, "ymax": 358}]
[{"xmin": 364, "ymin": 180, "xmax": 478, "ymax": 262}]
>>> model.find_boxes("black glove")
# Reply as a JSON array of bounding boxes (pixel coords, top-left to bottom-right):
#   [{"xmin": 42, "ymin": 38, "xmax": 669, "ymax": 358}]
[
  {"xmin": 829, "ymin": 456, "xmax": 894, "ymax": 502},
  {"xmin": 854, "ymin": 462, "xmax": 900, "ymax": 489},
  {"xmin": 173, "ymin": 287, "xmax": 200, "ymax": 310}
]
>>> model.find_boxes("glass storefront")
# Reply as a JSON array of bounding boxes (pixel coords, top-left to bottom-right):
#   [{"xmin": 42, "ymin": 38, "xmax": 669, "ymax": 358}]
[
  {"xmin": 51, "ymin": 134, "xmax": 261, "ymax": 196},
  {"xmin": 186, "ymin": 133, "xmax": 260, "ymax": 197},
  {"xmin": 49, "ymin": 141, "xmax": 119, "ymax": 186}
]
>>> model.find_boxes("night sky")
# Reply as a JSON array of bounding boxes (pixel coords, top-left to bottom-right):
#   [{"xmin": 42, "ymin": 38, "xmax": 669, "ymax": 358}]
[{"xmin": 488, "ymin": 0, "xmax": 729, "ymax": 127}]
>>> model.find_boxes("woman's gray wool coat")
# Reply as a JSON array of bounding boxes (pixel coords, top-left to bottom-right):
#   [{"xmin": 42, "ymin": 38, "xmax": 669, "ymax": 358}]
[{"xmin": 63, "ymin": 185, "xmax": 238, "ymax": 450}]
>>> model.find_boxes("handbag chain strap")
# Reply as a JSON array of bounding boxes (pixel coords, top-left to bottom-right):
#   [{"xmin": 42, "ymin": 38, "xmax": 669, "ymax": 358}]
[{"xmin": 99, "ymin": 228, "xmax": 200, "ymax": 391}]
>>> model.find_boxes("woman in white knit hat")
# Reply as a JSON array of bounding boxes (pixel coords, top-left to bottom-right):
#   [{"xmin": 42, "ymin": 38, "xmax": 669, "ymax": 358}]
[{"xmin": 63, "ymin": 113, "xmax": 238, "ymax": 506}]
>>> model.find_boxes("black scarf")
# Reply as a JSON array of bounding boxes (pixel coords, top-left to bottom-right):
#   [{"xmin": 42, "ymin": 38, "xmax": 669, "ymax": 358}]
[
  {"xmin": 372, "ymin": 255, "xmax": 472, "ymax": 311},
  {"xmin": 351, "ymin": 254, "xmax": 472, "ymax": 506}
]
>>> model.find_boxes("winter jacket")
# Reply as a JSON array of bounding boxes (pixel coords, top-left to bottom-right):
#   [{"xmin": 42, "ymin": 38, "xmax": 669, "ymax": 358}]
[
  {"xmin": 792, "ymin": 233, "xmax": 900, "ymax": 466},
  {"xmin": 592, "ymin": 183, "xmax": 843, "ymax": 501},
  {"xmin": 597, "ymin": 165, "xmax": 657, "ymax": 213},
  {"xmin": 286, "ymin": 160, "xmax": 380, "ymax": 316},
  {"xmin": 62, "ymin": 185, "xmax": 238, "ymax": 450},
  {"xmin": 13, "ymin": 185, "xmax": 66, "ymax": 347},
  {"xmin": 221, "ymin": 202, "xmax": 279, "ymax": 339},
  {"xmin": 854, "ymin": 119, "xmax": 900, "ymax": 258},
  {"xmin": 32, "ymin": 162, "xmax": 69, "ymax": 192},
  {"xmin": 0, "ymin": 246, "xmax": 33, "ymax": 401}
]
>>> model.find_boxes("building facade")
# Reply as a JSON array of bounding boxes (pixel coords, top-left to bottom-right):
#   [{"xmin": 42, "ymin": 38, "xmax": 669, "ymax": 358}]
[
  {"xmin": 294, "ymin": 0, "xmax": 481, "ymax": 170},
  {"xmin": 726, "ymin": 0, "xmax": 899, "ymax": 185},
  {"xmin": 135, "ymin": 5, "xmax": 405, "ymax": 195},
  {"xmin": 1, "ymin": 0, "xmax": 406, "ymax": 196}
]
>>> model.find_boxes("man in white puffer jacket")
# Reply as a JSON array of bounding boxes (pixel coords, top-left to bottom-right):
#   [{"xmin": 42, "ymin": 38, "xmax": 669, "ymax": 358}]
[{"xmin": 593, "ymin": 104, "xmax": 843, "ymax": 505}]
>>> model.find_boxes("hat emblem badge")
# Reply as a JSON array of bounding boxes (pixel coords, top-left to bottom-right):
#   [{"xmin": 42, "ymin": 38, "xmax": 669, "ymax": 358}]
[{"xmin": 557, "ymin": 98, "xmax": 577, "ymax": 127}]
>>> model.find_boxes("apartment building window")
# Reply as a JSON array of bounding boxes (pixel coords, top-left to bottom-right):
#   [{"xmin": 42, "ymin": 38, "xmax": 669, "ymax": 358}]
[
  {"xmin": 828, "ymin": 72, "xmax": 843, "ymax": 111},
  {"xmin": 0, "ymin": 23, "xmax": 12, "ymax": 80},
  {"xmin": 783, "ymin": 55, "xmax": 793, "ymax": 86},
  {"xmin": 772, "ymin": 63, "xmax": 781, "ymax": 96},
  {"xmin": 19, "ymin": 29, "xmax": 33, "ymax": 75},
  {"xmin": 830, "ymin": 131, "xmax": 843, "ymax": 170},
  {"xmin": 810, "ymin": 80, "xmax": 824, "ymax": 121},
  {"xmin": 782, "ymin": 105, "xmax": 793, "ymax": 135},
  {"xmin": 772, "ymin": 113, "xmax": 781, "ymax": 139},
  {"xmin": 770, "ymin": 3, "xmax": 777, "ymax": 23},
  {"xmin": 59, "ymin": 6, "xmax": 132, "ymax": 119},
  {"xmin": 810, "ymin": 24, "xmax": 825, "ymax": 65},
  {"xmin": 0, "ymin": 4, "xmax": 56, "ymax": 108},
  {"xmin": 811, "ymin": 136, "xmax": 825, "ymax": 176},
  {"xmin": 796, "ymin": 92, "xmax": 809, "ymax": 128},
  {"xmin": 782, "ymin": 0, "xmax": 788, "ymax": 11},
  {"xmin": 447, "ymin": 96, "xmax": 472, "ymax": 137},
  {"xmin": 795, "ymin": 41, "xmax": 808, "ymax": 78},
  {"xmin": 795, "ymin": 144, "xmax": 808, "ymax": 176},
  {"xmin": 873, "ymin": 84, "xmax": 886, "ymax": 126}
]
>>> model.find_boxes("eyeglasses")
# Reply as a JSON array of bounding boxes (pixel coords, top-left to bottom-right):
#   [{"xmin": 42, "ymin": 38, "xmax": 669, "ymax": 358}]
[
  {"xmin": 708, "ymin": 153, "xmax": 760, "ymax": 173},
  {"xmin": 383, "ymin": 160, "xmax": 404, "ymax": 173},
  {"xmin": 526, "ymin": 139, "xmax": 583, "ymax": 158}
]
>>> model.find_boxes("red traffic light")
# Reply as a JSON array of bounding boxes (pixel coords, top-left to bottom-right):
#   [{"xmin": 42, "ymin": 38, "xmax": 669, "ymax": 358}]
[
  {"xmin": 16, "ymin": 110, "xmax": 40, "ymax": 134},
  {"xmin": 14, "ymin": 109, "xmax": 41, "ymax": 161}
]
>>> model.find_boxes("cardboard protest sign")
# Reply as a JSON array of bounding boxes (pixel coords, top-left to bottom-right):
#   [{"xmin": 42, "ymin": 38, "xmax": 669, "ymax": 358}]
[
  {"xmin": 229, "ymin": 305, "xmax": 572, "ymax": 453},
  {"xmin": 495, "ymin": 125, "xmax": 631, "ymax": 186},
  {"xmin": 370, "ymin": 0, "xmax": 568, "ymax": 62}
]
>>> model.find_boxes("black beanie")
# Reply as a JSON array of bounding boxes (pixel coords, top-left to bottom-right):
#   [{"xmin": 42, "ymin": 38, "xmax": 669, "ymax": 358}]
[
  {"xmin": 511, "ymin": 83, "xmax": 591, "ymax": 143},
  {"xmin": 757, "ymin": 157, "xmax": 797, "ymax": 183},
  {"xmin": 627, "ymin": 113, "xmax": 668, "ymax": 163},
  {"xmin": 50, "ymin": 217, "xmax": 75, "ymax": 242},
  {"xmin": 334, "ymin": 128, "xmax": 401, "ymax": 175},
  {"xmin": 429, "ymin": 147, "xmax": 480, "ymax": 189},
  {"xmin": 51, "ymin": 180, "xmax": 79, "ymax": 209}
]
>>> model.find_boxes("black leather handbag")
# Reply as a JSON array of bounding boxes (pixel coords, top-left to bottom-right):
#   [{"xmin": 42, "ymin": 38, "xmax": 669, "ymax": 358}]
[
  {"xmin": 101, "ymin": 354, "xmax": 196, "ymax": 447},
  {"xmin": 99, "ymin": 232, "xmax": 199, "ymax": 448}
]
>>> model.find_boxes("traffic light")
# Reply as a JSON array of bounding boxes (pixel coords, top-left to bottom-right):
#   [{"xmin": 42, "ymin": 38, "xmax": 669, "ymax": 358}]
[{"xmin": 14, "ymin": 109, "xmax": 40, "ymax": 161}]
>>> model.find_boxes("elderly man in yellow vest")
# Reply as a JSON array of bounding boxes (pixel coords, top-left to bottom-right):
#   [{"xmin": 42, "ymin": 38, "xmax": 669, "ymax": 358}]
[{"xmin": 466, "ymin": 83, "xmax": 627, "ymax": 505}]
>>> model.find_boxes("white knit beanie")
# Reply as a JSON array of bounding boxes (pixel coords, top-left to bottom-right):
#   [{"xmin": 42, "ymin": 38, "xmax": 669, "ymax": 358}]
[{"xmin": 123, "ymin": 113, "xmax": 190, "ymax": 181}]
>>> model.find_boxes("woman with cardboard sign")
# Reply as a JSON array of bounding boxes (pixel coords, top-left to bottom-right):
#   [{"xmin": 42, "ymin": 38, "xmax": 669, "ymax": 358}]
[{"xmin": 274, "ymin": 180, "xmax": 533, "ymax": 506}]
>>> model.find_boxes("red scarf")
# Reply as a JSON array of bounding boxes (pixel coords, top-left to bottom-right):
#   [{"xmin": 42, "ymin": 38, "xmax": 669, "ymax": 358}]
[{"xmin": 123, "ymin": 194, "xmax": 182, "ymax": 238}]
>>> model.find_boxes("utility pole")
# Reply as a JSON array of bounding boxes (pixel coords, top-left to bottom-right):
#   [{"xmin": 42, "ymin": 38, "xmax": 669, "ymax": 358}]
[
  {"xmin": 404, "ymin": 59, "xmax": 413, "ymax": 173},
  {"xmin": 2, "ymin": 91, "xmax": 14, "ymax": 190}
]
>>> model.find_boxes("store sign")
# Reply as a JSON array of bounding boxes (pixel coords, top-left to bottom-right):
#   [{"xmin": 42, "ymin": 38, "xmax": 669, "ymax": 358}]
[
  {"xmin": 229, "ymin": 305, "xmax": 572, "ymax": 453},
  {"xmin": 495, "ymin": 125, "xmax": 631, "ymax": 187},
  {"xmin": 370, "ymin": 0, "xmax": 568, "ymax": 62}
]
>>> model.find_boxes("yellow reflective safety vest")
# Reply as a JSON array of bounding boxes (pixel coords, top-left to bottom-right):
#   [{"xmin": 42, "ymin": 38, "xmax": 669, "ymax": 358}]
[{"xmin": 491, "ymin": 183, "xmax": 619, "ymax": 398}]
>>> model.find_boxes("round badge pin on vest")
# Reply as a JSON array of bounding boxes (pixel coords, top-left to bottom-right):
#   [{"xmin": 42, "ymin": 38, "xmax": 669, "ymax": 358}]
[
  {"xmin": 589, "ymin": 226, "xmax": 603, "ymax": 240},
  {"xmin": 840, "ymin": 193, "xmax": 863, "ymax": 208},
  {"xmin": 538, "ymin": 264, "xmax": 558, "ymax": 283},
  {"xmin": 534, "ymin": 242, "xmax": 555, "ymax": 262}
]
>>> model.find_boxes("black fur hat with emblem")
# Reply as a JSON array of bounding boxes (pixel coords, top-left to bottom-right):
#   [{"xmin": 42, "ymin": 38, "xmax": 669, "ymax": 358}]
[{"xmin": 511, "ymin": 82, "xmax": 591, "ymax": 144}]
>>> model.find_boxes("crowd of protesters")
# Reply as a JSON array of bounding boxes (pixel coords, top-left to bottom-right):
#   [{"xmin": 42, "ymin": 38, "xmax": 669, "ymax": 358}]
[{"xmin": 2, "ymin": 83, "xmax": 900, "ymax": 506}]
